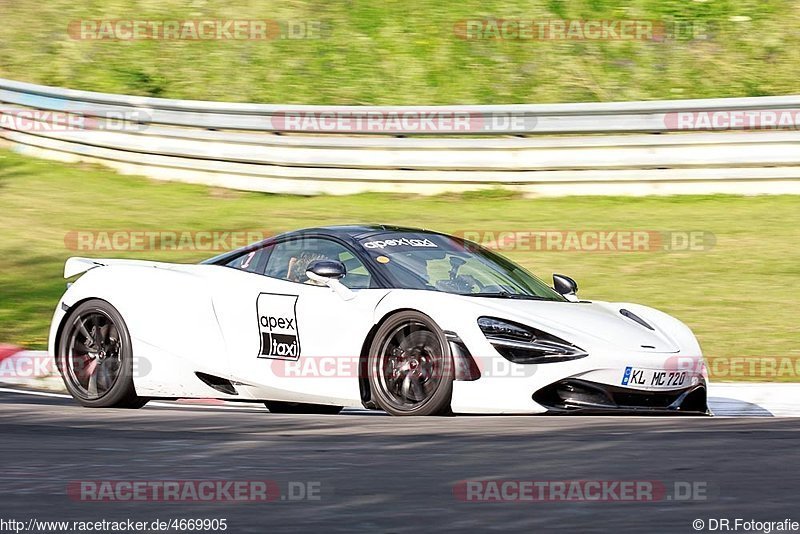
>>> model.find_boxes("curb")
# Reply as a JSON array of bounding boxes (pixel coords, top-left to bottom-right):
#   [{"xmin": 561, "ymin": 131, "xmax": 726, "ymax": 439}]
[
  {"xmin": 708, "ymin": 383, "xmax": 800, "ymax": 417},
  {"xmin": 0, "ymin": 344, "xmax": 24, "ymax": 362},
  {"xmin": 0, "ymin": 349, "xmax": 63, "ymax": 392}
]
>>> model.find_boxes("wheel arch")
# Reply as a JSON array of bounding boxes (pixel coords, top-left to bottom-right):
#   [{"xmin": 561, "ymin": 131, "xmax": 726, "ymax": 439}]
[
  {"xmin": 53, "ymin": 296, "xmax": 110, "ymax": 369},
  {"xmin": 358, "ymin": 307, "xmax": 421, "ymax": 409}
]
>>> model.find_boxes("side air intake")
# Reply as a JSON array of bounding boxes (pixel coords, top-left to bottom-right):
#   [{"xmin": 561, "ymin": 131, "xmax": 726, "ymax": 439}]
[{"xmin": 195, "ymin": 372, "xmax": 238, "ymax": 396}]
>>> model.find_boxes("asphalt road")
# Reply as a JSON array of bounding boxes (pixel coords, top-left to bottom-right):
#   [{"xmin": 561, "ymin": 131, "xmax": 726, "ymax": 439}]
[{"xmin": 0, "ymin": 389, "xmax": 798, "ymax": 533}]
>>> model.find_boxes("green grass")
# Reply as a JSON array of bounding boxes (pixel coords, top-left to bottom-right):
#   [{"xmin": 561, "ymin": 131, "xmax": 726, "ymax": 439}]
[{"xmin": 0, "ymin": 0, "xmax": 798, "ymax": 104}]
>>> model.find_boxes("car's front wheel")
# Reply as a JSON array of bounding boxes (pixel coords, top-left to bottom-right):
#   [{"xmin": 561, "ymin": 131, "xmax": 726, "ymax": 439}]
[
  {"xmin": 57, "ymin": 299, "xmax": 147, "ymax": 408},
  {"xmin": 368, "ymin": 311, "xmax": 454, "ymax": 416}
]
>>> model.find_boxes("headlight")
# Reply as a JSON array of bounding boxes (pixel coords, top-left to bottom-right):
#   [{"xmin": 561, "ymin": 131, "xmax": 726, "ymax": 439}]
[
  {"xmin": 478, "ymin": 316, "xmax": 587, "ymax": 364},
  {"xmin": 477, "ymin": 317, "xmax": 533, "ymax": 341}
]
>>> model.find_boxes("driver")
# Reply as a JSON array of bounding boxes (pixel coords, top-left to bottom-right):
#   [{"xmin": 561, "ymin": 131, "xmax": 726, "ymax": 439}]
[
  {"xmin": 286, "ymin": 252, "xmax": 329, "ymax": 284},
  {"xmin": 287, "ymin": 240, "xmax": 350, "ymax": 285}
]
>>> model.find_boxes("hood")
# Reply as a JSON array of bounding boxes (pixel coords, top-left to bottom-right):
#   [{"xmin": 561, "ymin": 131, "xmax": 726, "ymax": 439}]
[{"xmin": 461, "ymin": 297, "xmax": 680, "ymax": 353}]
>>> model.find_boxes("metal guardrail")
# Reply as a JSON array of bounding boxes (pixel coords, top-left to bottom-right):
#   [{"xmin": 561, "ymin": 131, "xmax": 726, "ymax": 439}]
[{"xmin": 1, "ymin": 77, "xmax": 800, "ymax": 196}]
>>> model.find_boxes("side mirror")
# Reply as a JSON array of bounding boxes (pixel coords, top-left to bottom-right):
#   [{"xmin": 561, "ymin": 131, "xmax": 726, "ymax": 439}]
[
  {"xmin": 553, "ymin": 274, "xmax": 578, "ymax": 299},
  {"xmin": 306, "ymin": 260, "xmax": 354, "ymax": 301},
  {"xmin": 306, "ymin": 259, "xmax": 346, "ymax": 280}
]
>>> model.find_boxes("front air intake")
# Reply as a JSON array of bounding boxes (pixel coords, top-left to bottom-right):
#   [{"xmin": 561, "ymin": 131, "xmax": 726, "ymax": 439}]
[{"xmin": 619, "ymin": 309, "xmax": 655, "ymax": 331}]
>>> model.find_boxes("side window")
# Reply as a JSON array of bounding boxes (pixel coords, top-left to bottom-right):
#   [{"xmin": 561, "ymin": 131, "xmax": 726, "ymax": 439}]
[
  {"xmin": 264, "ymin": 238, "xmax": 372, "ymax": 289},
  {"xmin": 224, "ymin": 247, "xmax": 266, "ymax": 273}
]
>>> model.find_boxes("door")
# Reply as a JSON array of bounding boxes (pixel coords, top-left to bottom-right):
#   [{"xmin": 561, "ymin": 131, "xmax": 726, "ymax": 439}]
[{"xmin": 211, "ymin": 237, "xmax": 387, "ymax": 405}]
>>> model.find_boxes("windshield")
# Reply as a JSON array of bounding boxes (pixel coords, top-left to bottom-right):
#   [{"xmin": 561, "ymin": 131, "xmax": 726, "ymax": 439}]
[{"xmin": 357, "ymin": 232, "xmax": 565, "ymax": 301}]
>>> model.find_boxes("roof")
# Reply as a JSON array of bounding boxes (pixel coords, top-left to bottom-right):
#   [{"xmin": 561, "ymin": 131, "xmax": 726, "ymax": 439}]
[
  {"xmin": 202, "ymin": 224, "xmax": 441, "ymax": 265},
  {"xmin": 290, "ymin": 224, "xmax": 429, "ymax": 238}
]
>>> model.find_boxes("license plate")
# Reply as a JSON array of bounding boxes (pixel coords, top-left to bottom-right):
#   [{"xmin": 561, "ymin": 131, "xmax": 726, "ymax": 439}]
[{"xmin": 621, "ymin": 367, "xmax": 687, "ymax": 389}]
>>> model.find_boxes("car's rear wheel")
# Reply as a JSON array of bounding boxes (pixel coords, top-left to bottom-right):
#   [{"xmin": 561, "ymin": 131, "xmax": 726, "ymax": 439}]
[
  {"xmin": 368, "ymin": 311, "xmax": 454, "ymax": 416},
  {"xmin": 57, "ymin": 299, "xmax": 147, "ymax": 408},
  {"xmin": 264, "ymin": 401, "xmax": 343, "ymax": 415}
]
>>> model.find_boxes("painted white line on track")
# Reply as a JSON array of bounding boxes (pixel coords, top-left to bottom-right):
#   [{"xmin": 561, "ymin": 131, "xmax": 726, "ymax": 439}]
[{"xmin": 0, "ymin": 386, "xmax": 71, "ymax": 399}]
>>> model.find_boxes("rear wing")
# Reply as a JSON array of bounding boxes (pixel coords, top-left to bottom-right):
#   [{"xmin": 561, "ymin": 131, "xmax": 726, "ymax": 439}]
[
  {"xmin": 64, "ymin": 257, "xmax": 105, "ymax": 278},
  {"xmin": 64, "ymin": 257, "xmax": 172, "ymax": 278}
]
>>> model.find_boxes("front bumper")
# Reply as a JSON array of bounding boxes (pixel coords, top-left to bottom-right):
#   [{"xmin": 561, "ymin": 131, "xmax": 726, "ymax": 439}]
[{"xmin": 533, "ymin": 378, "xmax": 709, "ymax": 415}]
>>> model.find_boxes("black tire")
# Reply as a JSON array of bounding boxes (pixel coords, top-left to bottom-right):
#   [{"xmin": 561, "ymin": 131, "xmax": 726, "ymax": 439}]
[
  {"xmin": 57, "ymin": 299, "xmax": 147, "ymax": 409},
  {"xmin": 264, "ymin": 401, "xmax": 343, "ymax": 415},
  {"xmin": 367, "ymin": 310, "xmax": 454, "ymax": 416}
]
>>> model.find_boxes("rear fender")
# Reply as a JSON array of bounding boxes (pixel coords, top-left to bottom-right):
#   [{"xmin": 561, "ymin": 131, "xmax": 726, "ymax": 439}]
[{"xmin": 52, "ymin": 264, "xmax": 231, "ymax": 398}]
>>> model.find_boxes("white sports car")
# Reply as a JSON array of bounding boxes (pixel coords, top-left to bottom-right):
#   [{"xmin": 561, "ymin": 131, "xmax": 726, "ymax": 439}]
[{"xmin": 49, "ymin": 225, "xmax": 709, "ymax": 416}]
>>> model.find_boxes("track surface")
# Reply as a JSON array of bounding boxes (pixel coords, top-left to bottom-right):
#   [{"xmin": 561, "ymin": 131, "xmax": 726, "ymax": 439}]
[{"xmin": 0, "ymin": 389, "xmax": 798, "ymax": 533}]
